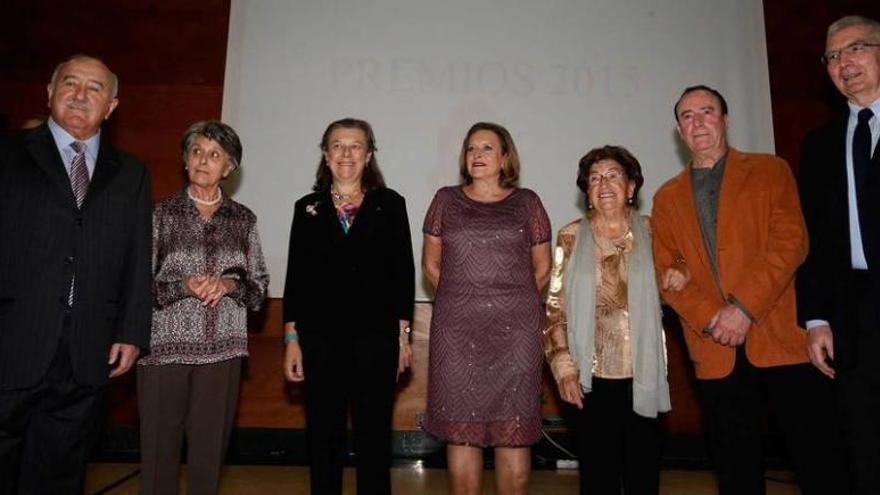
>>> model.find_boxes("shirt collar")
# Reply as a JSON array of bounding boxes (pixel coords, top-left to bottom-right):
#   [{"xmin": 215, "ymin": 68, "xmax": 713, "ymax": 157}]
[
  {"xmin": 847, "ymin": 97, "xmax": 880, "ymax": 121},
  {"xmin": 714, "ymin": 150, "xmax": 728, "ymax": 170},
  {"xmin": 47, "ymin": 117, "xmax": 101, "ymax": 161},
  {"xmin": 690, "ymin": 149, "xmax": 728, "ymax": 174}
]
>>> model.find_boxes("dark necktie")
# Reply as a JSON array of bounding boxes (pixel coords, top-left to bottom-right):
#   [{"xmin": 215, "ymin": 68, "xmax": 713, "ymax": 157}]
[
  {"xmin": 854, "ymin": 108, "xmax": 874, "ymax": 196},
  {"xmin": 69, "ymin": 141, "xmax": 89, "ymax": 208}
]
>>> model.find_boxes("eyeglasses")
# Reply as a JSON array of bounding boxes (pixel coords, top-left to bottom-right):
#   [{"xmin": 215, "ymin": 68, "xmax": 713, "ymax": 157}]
[
  {"xmin": 588, "ymin": 170, "xmax": 626, "ymax": 185},
  {"xmin": 822, "ymin": 41, "xmax": 880, "ymax": 66},
  {"xmin": 327, "ymin": 142, "xmax": 367, "ymax": 156}
]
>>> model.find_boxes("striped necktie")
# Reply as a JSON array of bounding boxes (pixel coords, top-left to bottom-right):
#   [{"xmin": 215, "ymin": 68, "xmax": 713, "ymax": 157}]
[
  {"xmin": 67, "ymin": 141, "xmax": 89, "ymax": 306},
  {"xmin": 69, "ymin": 141, "xmax": 89, "ymax": 208}
]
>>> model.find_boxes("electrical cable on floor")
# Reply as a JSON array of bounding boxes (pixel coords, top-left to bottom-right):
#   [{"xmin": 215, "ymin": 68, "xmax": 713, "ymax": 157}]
[
  {"xmin": 541, "ymin": 429, "xmax": 576, "ymax": 458},
  {"xmin": 765, "ymin": 475, "xmax": 798, "ymax": 485},
  {"xmin": 93, "ymin": 469, "xmax": 140, "ymax": 495}
]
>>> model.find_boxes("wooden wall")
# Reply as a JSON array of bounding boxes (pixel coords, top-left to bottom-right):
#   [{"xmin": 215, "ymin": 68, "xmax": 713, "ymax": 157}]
[
  {"xmin": 763, "ymin": 1, "xmax": 880, "ymax": 169},
  {"xmin": 0, "ymin": 0, "xmax": 230, "ymax": 199},
  {"xmin": 2, "ymin": 0, "xmax": 879, "ymax": 437}
]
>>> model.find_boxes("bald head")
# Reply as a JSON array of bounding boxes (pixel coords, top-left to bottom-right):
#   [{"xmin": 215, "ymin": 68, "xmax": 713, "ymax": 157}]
[
  {"xmin": 49, "ymin": 55, "xmax": 118, "ymax": 97},
  {"xmin": 46, "ymin": 55, "xmax": 120, "ymax": 140}
]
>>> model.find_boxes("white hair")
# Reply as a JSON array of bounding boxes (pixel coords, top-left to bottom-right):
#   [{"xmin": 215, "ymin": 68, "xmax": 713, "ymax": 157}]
[{"xmin": 827, "ymin": 15, "xmax": 880, "ymax": 41}]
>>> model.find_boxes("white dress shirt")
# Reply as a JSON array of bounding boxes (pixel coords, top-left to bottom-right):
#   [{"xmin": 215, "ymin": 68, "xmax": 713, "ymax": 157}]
[
  {"xmin": 806, "ymin": 98, "xmax": 880, "ymax": 330},
  {"xmin": 47, "ymin": 117, "xmax": 101, "ymax": 180}
]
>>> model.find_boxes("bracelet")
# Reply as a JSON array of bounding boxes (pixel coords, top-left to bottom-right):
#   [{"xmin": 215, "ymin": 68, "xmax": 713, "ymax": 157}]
[{"xmin": 283, "ymin": 331, "xmax": 299, "ymax": 344}]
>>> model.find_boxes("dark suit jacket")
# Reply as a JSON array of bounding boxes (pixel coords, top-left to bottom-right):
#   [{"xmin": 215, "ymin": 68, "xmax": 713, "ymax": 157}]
[
  {"xmin": 0, "ymin": 124, "xmax": 152, "ymax": 388},
  {"xmin": 282, "ymin": 187, "xmax": 415, "ymax": 336},
  {"xmin": 797, "ymin": 116, "xmax": 880, "ymax": 369}
]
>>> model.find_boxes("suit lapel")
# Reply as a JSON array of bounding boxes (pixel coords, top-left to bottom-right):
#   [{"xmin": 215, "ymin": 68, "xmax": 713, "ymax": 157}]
[
  {"xmin": 870, "ymin": 124, "xmax": 880, "ymax": 175},
  {"xmin": 860, "ymin": 120, "xmax": 880, "ymax": 263},
  {"xmin": 345, "ymin": 190, "xmax": 377, "ymax": 242},
  {"xmin": 830, "ymin": 122, "xmax": 851, "ymax": 239},
  {"xmin": 714, "ymin": 149, "xmax": 752, "ymax": 291},
  {"xmin": 716, "ymin": 149, "xmax": 751, "ymax": 240},
  {"xmin": 672, "ymin": 169, "xmax": 715, "ymax": 281},
  {"xmin": 25, "ymin": 125, "xmax": 77, "ymax": 207},
  {"xmin": 82, "ymin": 139, "xmax": 120, "ymax": 209},
  {"xmin": 25, "ymin": 125, "xmax": 121, "ymax": 210},
  {"xmin": 316, "ymin": 191, "xmax": 347, "ymax": 245}
]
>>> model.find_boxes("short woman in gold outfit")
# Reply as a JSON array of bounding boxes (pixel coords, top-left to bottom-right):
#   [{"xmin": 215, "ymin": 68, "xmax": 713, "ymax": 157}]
[{"xmin": 543, "ymin": 145, "xmax": 688, "ymax": 495}]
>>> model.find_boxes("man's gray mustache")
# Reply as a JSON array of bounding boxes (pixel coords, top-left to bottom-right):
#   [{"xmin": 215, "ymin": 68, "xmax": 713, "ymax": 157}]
[{"xmin": 64, "ymin": 100, "xmax": 90, "ymax": 111}]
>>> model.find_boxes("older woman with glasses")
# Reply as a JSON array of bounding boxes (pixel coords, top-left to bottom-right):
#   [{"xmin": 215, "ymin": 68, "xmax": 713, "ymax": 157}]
[
  {"xmin": 543, "ymin": 145, "xmax": 687, "ymax": 495},
  {"xmin": 282, "ymin": 118, "xmax": 415, "ymax": 495},
  {"xmin": 138, "ymin": 120, "xmax": 269, "ymax": 495}
]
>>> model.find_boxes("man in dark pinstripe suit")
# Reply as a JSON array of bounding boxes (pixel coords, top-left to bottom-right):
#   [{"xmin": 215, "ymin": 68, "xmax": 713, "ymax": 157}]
[{"xmin": 0, "ymin": 54, "xmax": 152, "ymax": 494}]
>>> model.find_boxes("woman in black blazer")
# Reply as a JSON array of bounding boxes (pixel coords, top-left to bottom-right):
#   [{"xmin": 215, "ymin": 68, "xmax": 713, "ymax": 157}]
[{"xmin": 282, "ymin": 118, "xmax": 415, "ymax": 495}]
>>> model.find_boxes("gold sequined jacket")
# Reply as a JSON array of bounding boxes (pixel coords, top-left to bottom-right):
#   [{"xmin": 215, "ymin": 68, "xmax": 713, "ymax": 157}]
[{"xmin": 543, "ymin": 219, "xmax": 582, "ymax": 386}]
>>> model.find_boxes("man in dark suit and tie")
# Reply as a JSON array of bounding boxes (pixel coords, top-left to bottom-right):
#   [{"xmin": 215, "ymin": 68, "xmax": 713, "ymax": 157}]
[
  {"xmin": 798, "ymin": 15, "xmax": 880, "ymax": 495},
  {"xmin": 0, "ymin": 55, "xmax": 152, "ymax": 494}
]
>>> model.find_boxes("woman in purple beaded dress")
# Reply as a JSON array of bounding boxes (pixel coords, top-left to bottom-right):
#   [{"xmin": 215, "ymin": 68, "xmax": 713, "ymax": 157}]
[{"xmin": 422, "ymin": 122, "xmax": 552, "ymax": 495}]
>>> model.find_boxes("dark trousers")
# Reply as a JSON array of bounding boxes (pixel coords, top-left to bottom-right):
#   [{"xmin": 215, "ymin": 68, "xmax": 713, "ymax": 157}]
[
  {"xmin": 0, "ymin": 323, "xmax": 101, "ymax": 495},
  {"xmin": 137, "ymin": 358, "xmax": 242, "ymax": 495},
  {"xmin": 838, "ymin": 368, "xmax": 880, "ymax": 495},
  {"xmin": 698, "ymin": 347, "xmax": 847, "ymax": 495},
  {"xmin": 574, "ymin": 377, "xmax": 660, "ymax": 495},
  {"xmin": 301, "ymin": 331, "xmax": 398, "ymax": 495},
  {"xmin": 835, "ymin": 272, "xmax": 880, "ymax": 495}
]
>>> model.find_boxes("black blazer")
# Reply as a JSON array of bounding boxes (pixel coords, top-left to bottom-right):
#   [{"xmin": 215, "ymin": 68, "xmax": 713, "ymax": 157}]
[
  {"xmin": 797, "ymin": 116, "xmax": 880, "ymax": 368},
  {"xmin": 0, "ymin": 124, "xmax": 152, "ymax": 388},
  {"xmin": 282, "ymin": 187, "xmax": 415, "ymax": 336}
]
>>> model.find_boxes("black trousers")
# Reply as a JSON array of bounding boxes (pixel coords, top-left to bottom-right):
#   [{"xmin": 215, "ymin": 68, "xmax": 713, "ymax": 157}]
[
  {"xmin": 835, "ymin": 271, "xmax": 880, "ymax": 495},
  {"xmin": 574, "ymin": 377, "xmax": 660, "ymax": 495},
  {"xmin": 0, "ymin": 319, "xmax": 101, "ymax": 495},
  {"xmin": 698, "ymin": 347, "xmax": 848, "ymax": 495},
  {"xmin": 300, "ymin": 331, "xmax": 399, "ymax": 495}
]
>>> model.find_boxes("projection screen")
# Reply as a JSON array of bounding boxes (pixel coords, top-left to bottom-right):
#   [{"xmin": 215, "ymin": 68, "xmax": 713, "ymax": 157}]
[{"xmin": 222, "ymin": 0, "xmax": 774, "ymax": 300}]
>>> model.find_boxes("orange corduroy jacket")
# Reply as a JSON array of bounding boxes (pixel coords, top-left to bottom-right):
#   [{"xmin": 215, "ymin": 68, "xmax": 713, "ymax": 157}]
[{"xmin": 650, "ymin": 148, "xmax": 809, "ymax": 379}]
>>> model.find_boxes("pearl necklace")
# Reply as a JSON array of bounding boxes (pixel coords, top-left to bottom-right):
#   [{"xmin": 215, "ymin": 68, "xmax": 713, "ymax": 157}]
[{"xmin": 187, "ymin": 186, "xmax": 223, "ymax": 206}]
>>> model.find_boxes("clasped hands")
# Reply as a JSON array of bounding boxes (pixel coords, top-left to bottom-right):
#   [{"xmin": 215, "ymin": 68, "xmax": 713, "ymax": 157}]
[
  {"xmin": 706, "ymin": 303, "xmax": 751, "ymax": 347},
  {"xmin": 184, "ymin": 275, "xmax": 235, "ymax": 307},
  {"xmin": 658, "ymin": 260, "xmax": 751, "ymax": 347}
]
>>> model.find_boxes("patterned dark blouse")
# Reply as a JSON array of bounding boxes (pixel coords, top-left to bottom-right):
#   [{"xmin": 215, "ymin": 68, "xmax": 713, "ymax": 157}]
[{"xmin": 139, "ymin": 189, "xmax": 269, "ymax": 366}]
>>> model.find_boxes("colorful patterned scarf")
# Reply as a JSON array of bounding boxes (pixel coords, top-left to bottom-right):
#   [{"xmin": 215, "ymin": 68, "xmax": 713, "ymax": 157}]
[{"xmin": 336, "ymin": 202, "xmax": 359, "ymax": 234}]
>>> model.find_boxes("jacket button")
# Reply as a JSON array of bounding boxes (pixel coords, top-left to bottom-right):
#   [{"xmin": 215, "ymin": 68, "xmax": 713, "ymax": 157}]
[{"xmin": 65, "ymin": 256, "xmax": 74, "ymax": 264}]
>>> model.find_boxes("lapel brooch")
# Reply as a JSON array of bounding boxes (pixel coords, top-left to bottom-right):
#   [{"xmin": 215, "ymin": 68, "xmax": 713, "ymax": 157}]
[{"xmin": 305, "ymin": 201, "xmax": 320, "ymax": 217}]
